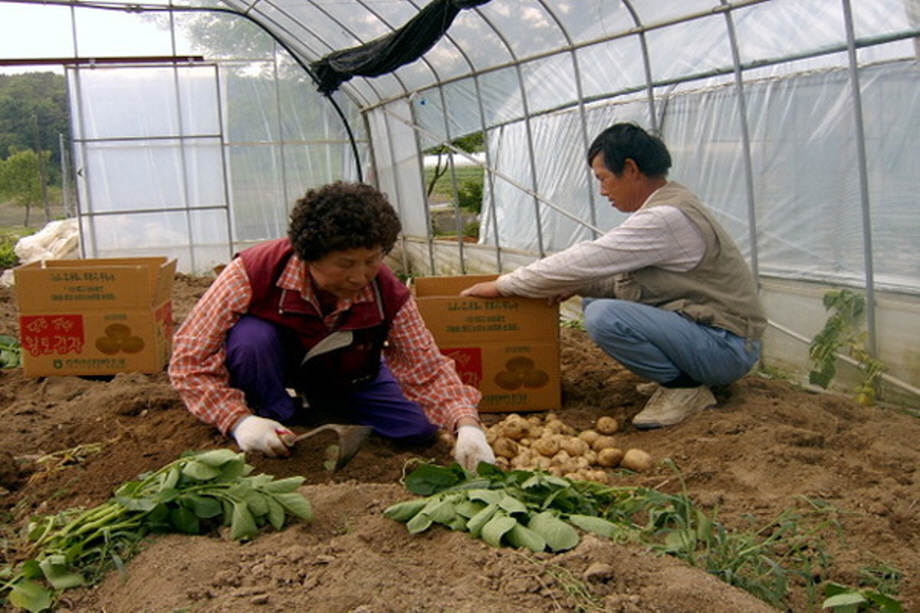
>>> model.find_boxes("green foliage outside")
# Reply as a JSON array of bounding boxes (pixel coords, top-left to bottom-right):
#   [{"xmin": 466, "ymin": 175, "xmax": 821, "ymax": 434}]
[
  {"xmin": 808, "ymin": 289, "xmax": 886, "ymax": 405},
  {"xmin": 0, "ymin": 227, "xmax": 35, "ymax": 269},
  {"xmin": 0, "ymin": 72, "xmax": 68, "ymax": 175},
  {"xmin": 0, "ymin": 148, "xmax": 53, "ymax": 224}
]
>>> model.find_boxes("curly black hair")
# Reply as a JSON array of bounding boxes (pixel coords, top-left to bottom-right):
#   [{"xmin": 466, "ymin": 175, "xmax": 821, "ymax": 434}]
[{"xmin": 288, "ymin": 181, "xmax": 401, "ymax": 262}]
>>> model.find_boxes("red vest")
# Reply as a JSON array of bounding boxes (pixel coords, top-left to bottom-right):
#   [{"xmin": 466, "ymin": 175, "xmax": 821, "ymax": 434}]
[{"xmin": 238, "ymin": 238, "xmax": 410, "ymax": 392}]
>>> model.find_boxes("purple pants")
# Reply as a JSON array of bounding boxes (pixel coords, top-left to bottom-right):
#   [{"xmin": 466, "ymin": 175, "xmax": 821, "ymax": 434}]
[{"xmin": 225, "ymin": 315, "xmax": 438, "ymax": 443}]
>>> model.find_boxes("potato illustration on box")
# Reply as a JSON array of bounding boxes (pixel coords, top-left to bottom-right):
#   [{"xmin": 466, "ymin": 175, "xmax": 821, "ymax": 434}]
[
  {"xmin": 95, "ymin": 323, "xmax": 146, "ymax": 355},
  {"xmin": 493, "ymin": 356, "xmax": 550, "ymax": 390}
]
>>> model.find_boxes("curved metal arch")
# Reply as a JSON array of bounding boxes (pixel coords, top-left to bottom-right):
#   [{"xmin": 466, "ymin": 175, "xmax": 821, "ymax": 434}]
[
  {"xmin": 470, "ymin": 2, "xmax": 547, "ymax": 257},
  {"xmin": 720, "ymin": 0, "xmax": 760, "ymax": 283},
  {"xmin": 620, "ymin": 0, "xmax": 659, "ymax": 132},
  {"xmin": 535, "ymin": 0, "xmax": 599, "ymax": 237}
]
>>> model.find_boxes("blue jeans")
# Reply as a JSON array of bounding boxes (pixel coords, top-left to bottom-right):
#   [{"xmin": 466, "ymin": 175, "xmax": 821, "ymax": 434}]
[
  {"xmin": 583, "ymin": 299, "xmax": 760, "ymax": 387},
  {"xmin": 225, "ymin": 315, "xmax": 439, "ymax": 443}
]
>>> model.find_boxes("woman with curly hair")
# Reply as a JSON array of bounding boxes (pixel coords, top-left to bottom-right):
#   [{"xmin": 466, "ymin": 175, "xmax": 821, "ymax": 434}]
[{"xmin": 169, "ymin": 181, "xmax": 495, "ymax": 470}]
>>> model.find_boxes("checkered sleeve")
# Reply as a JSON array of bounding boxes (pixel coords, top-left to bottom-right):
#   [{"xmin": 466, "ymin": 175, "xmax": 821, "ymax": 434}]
[
  {"xmin": 167, "ymin": 258, "xmax": 254, "ymax": 435},
  {"xmin": 384, "ymin": 296, "xmax": 482, "ymax": 432}
]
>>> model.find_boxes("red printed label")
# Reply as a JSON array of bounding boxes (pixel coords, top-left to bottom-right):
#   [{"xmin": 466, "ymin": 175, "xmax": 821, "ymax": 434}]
[
  {"xmin": 20, "ymin": 314, "xmax": 86, "ymax": 356},
  {"xmin": 442, "ymin": 347, "xmax": 482, "ymax": 388}
]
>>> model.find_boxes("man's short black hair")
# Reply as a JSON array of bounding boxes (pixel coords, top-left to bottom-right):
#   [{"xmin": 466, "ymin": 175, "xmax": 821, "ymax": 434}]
[
  {"xmin": 288, "ymin": 181, "xmax": 401, "ymax": 262},
  {"xmin": 587, "ymin": 123, "xmax": 672, "ymax": 177}
]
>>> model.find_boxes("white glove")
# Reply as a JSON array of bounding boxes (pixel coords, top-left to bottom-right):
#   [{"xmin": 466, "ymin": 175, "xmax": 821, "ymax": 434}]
[
  {"xmin": 453, "ymin": 425, "xmax": 496, "ymax": 471},
  {"xmin": 232, "ymin": 415, "xmax": 296, "ymax": 457}
]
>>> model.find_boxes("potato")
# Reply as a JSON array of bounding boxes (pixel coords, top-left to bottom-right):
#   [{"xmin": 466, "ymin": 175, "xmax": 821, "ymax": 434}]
[
  {"xmin": 596, "ymin": 447, "xmax": 624, "ymax": 468},
  {"xmin": 561, "ymin": 437, "xmax": 589, "ymax": 457},
  {"xmin": 492, "ymin": 436, "xmax": 518, "ymax": 459},
  {"xmin": 578, "ymin": 429, "xmax": 600, "ymax": 445},
  {"xmin": 591, "ymin": 435, "xmax": 619, "ymax": 452},
  {"xmin": 501, "ymin": 420, "xmax": 529, "ymax": 441},
  {"xmin": 620, "ymin": 448, "xmax": 654, "ymax": 472},
  {"xmin": 533, "ymin": 455, "xmax": 552, "ymax": 471},
  {"xmin": 532, "ymin": 437, "xmax": 560, "ymax": 457},
  {"xmin": 595, "ymin": 416, "xmax": 619, "ymax": 435},
  {"xmin": 589, "ymin": 470, "xmax": 611, "ymax": 485},
  {"xmin": 551, "ymin": 450, "xmax": 572, "ymax": 465}
]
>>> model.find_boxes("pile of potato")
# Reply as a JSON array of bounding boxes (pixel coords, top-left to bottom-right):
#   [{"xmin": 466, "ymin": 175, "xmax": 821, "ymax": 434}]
[{"xmin": 485, "ymin": 412, "xmax": 653, "ymax": 484}]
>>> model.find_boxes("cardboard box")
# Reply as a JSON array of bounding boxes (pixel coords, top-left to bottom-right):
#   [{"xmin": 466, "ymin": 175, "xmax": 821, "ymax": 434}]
[
  {"xmin": 14, "ymin": 257, "xmax": 177, "ymax": 377},
  {"xmin": 413, "ymin": 274, "xmax": 560, "ymax": 412}
]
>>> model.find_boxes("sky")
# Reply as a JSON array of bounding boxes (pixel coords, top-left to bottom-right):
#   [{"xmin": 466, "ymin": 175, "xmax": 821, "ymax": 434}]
[{"xmin": 0, "ymin": 2, "xmax": 173, "ymax": 75}]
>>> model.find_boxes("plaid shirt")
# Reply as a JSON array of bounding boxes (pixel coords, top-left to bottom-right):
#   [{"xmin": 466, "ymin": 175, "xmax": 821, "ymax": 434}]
[{"xmin": 168, "ymin": 256, "xmax": 481, "ymax": 435}]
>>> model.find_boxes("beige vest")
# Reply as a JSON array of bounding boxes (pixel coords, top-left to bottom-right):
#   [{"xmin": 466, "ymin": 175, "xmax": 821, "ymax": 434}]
[{"xmin": 613, "ymin": 182, "xmax": 767, "ymax": 341}]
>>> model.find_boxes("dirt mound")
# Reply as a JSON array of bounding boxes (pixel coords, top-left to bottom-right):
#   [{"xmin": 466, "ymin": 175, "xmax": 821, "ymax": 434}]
[{"xmin": 0, "ymin": 275, "xmax": 917, "ymax": 612}]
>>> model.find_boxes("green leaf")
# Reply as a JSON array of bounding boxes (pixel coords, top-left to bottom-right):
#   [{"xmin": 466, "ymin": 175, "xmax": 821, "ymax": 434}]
[
  {"xmin": 229, "ymin": 501, "xmax": 258, "ymax": 540},
  {"xmin": 242, "ymin": 491, "xmax": 270, "ymax": 518},
  {"xmin": 114, "ymin": 494, "xmax": 158, "ymax": 512},
  {"xmin": 405, "ymin": 511, "xmax": 433, "ymax": 534},
  {"xmin": 466, "ymin": 503, "xmax": 498, "ymax": 538},
  {"xmin": 168, "ymin": 505, "xmax": 201, "ymax": 534},
  {"xmin": 182, "ymin": 494, "xmax": 224, "ymax": 519},
  {"xmin": 258, "ymin": 476, "xmax": 306, "ymax": 493},
  {"xmin": 454, "ymin": 499, "xmax": 487, "ymax": 519},
  {"xmin": 822, "ymin": 592, "xmax": 867, "ymax": 607},
  {"xmin": 663, "ymin": 529, "xmax": 697, "ymax": 553},
  {"xmin": 38, "ymin": 556, "xmax": 85, "ymax": 590},
  {"xmin": 383, "ymin": 498, "xmax": 428, "ymax": 522},
  {"xmin": 527, "ymin": 511, "xmax": 579, "ymax": 552},
  {"xmin": 8, "ymin": 579, "xmax": 54, "ymax": 613},
  {"xmin": 506, "ymin": 522, "xmax": 547, "ymax": 552},
  {"xmin": 480, "ymin": 513, "xmax": 517, "ymax": 548},
  {"xmin": 567, "ymin": 514, "xmax": 621, "ymax": 538},
  {"xmin": 159, "ymin": 466, "xmax": 179, "ymax": 490},
  {"xmin": 181, "ymin": 460, "xmax": 222, "ymax": 482},
  {"xmin": 271, "ymin": 492, "xmax": 314, "ymax": 521},
  {"xmin": 466, "ymin": 489, "xmax": 502, "ymax": 505},
  {"xmin": 192, "ymin": 448, "xmax": 245, "ymax": 467},
  {"xmin": 405, "ymin": 463, "xmax": 464, "ymax": 495},
  {"xmin": 426, "ymin": 498, "xmax": 460, "ymax": 525},
  {"xmin": 865, "ymin": 591, "xmax": 904, "ymax": 613},
  {"xmin": 266, "ymin": 498, "xmax": 286, "ymax": 531},
  {"xmin": 498, "ymin": 495, "xmax": 528, "ymax": 515}
]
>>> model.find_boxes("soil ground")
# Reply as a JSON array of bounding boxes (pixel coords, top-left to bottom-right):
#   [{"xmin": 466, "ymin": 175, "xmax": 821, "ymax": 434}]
[{"xmin": 0, "ymin": 272, "xmax": 918, "ymax": 613}]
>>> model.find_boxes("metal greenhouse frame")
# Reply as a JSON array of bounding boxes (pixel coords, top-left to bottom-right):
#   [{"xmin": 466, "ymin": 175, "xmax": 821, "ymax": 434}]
[{"xmin": 1, "ymin": 0, "xmax": 918, "ymax": 402}]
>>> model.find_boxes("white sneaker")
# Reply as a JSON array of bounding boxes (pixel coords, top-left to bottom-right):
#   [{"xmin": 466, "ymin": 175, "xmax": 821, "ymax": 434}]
[
  {"xmin": 635, "ymin": 381, "xmax": 659, "ymax": 396},
  {"xmin": 632, "ymin": 385, "xmax": 716, "ymax": 429}
]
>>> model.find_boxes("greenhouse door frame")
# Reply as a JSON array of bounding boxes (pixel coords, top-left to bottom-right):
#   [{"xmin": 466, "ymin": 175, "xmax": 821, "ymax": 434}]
[{"xmin": 67, "ymin": 61, "xmax": 233, "ymax": 273}]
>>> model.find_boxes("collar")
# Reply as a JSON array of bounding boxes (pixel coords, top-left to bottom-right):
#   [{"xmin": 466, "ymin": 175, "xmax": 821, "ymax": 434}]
[{"xmin": 277, "ymin": 255, "xmax": 376, "ymax": 316}]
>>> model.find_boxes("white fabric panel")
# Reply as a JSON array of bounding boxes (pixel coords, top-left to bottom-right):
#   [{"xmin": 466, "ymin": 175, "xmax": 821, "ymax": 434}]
[
  {"xmin": 646, "ymin": 14, "xmax": 733, "ymax": 84},
  {"xmin": 480, "ymin": 60, "xmax": 920, "ymax": 292},
  {"xmin": 79, "ymin": 209, "xmax": 230, "ymax": 274},
  {"xmin": 366, "ymin": 100, "xmax": 427, "ymax": 238},
  {"xmin": 732, "ymin": 0, "xmax": 846, "ymax": 68},
  {"xmin": 577, "ymin": 38, "xmax": 649, "ymax": 101},
  {"xmin": 520, "ymin": 54, "xmax": 579, "ymax": 116}
]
